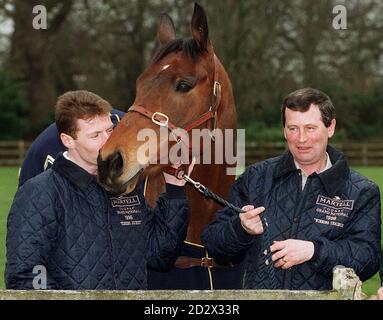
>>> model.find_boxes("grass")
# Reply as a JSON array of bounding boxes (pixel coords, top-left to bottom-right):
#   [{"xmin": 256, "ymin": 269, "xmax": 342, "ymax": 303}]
[
  {"xmin": 0, "ymin": 166, "xmax": 382, "ymax": 296},
  {"xmin": 0, "ymin": 167, "xmax": 19, "ymax": 290}
]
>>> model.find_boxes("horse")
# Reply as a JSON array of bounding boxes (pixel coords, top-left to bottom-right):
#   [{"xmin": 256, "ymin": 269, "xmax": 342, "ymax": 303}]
[{"xmin": 98, "ymin": 3, "xmax": 243, "ymax": 289}]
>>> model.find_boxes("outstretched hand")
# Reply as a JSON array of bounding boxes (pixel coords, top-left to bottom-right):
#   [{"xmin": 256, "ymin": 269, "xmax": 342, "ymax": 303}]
[{"xmin": 239, "ymin": 205, "xmax": 265, "ymax": 235}]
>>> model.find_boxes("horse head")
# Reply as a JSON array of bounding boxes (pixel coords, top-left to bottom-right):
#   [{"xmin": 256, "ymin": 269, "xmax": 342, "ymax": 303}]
[{"xmin": 98, "ymin": 3, "xmax": 236, "ymax": 201}]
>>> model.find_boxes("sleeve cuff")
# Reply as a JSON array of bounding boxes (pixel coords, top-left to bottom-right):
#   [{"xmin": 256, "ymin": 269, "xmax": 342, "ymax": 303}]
[
  {"xmin": 310, "ymin": 240, "xmax": 322, "ymax": 263},
  {"xmin": 165, "ymin": 183, "xmax": 187, "ymax": 198},
  {"xmin": 232, "ymin": 216, "xmax": 254, "ymax": 244}
]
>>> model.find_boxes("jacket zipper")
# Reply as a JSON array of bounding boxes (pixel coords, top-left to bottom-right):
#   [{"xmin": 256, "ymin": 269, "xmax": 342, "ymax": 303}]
[{"xmin": 105, "ymin": 193, "xmax": 118, "ymax": 289}]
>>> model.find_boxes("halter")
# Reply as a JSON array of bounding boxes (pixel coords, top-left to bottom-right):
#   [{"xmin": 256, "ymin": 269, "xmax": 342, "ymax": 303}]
[{"xmin": 126, "ymin": 55, "xmax": 222, "ymax": 176}]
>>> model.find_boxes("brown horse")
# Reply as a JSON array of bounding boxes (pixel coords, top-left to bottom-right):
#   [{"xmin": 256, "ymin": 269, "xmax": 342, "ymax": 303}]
[{"xmin": 98, "ymin": 3, "xmax": 242, "ymax": 289}]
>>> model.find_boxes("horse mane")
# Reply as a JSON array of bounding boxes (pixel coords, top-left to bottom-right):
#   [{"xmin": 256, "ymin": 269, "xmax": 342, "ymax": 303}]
[{"xmin": 151, "ymin": 38, "xmax": 203, "ymax": 64}]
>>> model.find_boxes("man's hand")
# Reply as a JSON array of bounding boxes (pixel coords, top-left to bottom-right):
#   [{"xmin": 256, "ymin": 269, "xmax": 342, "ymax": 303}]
[
  {"xmin": 271, "ymin": 239, "xmax": 314, "ymax": 269},
  {"xmin": 239, "ymin": 205, "xmax": 265, "ymax": 235},
  {"xmin": 162, "ymin": 157, "xmax": 196, "ymax": 186},
  {"xmin": 377, "ymin": 286, "xmax": 383, "ymax": 300}
]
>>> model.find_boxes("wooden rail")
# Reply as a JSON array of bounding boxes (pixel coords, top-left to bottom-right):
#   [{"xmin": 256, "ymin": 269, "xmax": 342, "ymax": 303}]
[{"xmin": 0, "ymin": 267, "xmax": 373, "ymax": 300}]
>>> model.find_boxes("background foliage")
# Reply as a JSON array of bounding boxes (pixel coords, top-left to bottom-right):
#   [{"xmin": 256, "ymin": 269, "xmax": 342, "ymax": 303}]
[{"xmin": 0, "ymin": 0, "xmax": 382, "ymax": 140}]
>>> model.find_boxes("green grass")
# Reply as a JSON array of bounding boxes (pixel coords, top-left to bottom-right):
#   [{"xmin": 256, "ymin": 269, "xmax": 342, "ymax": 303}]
[
  {"xmin": 0, "ymin": 166, "xmax": 381, "ymax": 296},
  {"xmin": 0, "ymin": 167, "xmax": 19, "ymax": 290}
]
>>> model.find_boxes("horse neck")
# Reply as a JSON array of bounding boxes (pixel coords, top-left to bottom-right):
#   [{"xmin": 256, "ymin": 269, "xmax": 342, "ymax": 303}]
[
  {"xmin": 215, "ymin": 58, "xmax": 237, "ymax": 130},
  {"xmin": 184, "ymin": 68, "xmax": 238, "ymax": 245},
  {"xmin": 145, "ymin": 59, "xmax": 239, "ymax": 246}
]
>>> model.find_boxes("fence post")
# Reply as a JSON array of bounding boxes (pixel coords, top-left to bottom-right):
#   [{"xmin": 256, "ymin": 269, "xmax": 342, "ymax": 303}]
[
  {"xmin": 332, "ymin": 265, "xmax": 365, "ymax": 300},
  {"xmin": 362, "ymin": 143, "xmax": 368, "ymax": 166}
]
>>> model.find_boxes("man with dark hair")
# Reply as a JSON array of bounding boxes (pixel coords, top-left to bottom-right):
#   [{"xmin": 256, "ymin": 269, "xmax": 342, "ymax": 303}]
[
  {"xmin": 18, "ymin": 106, "xmax": 124, "ymax": 186},
  {"xmin": 5, "ymin": 90, "xmax": 192, "ymax": 290},
  {"xmin": 202, "ymin": 87, "xmax": 381, "ymax": 290}
]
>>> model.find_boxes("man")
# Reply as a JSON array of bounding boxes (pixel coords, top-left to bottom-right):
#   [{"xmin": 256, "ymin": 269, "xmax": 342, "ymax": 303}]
[
  {"xmin": 201, "ymin": 88, "xmax": 381, "ymax": 290},
  {"xmin": 18, "ymin": 108, "xmax": 125, "ymax": 186},
  {"xmin": 5, "ymin": 90, "xmax": 191, "ymax": 290}
]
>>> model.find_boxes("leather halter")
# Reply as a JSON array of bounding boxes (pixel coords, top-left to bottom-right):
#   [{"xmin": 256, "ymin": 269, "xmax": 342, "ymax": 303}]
[
  {"xmin": 127, "ymin": 55, "xmax": 222, "ymax": 135},
  {"xmin": 127, "ymin": 54, "xmax": 222, "ymax": 176}
]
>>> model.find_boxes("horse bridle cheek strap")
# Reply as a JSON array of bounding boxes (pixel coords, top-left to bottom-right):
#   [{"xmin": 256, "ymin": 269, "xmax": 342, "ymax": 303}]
[{"xmin": 127, "ymin": 55, "xmax": 222, "ymax": 177}]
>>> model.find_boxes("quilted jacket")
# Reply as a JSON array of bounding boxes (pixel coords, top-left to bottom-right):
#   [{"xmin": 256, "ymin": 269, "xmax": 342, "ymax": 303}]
[
  {"xmin": 201, "ymin": 145, "xmax": 381, "ymax": 290},
  {"xmin": 380, "ymin": 251, "xmax": 383, "ymax": 286},
  {"xmin": 5, "ymin": 153, "xmax": 189, "ymax": 290}
]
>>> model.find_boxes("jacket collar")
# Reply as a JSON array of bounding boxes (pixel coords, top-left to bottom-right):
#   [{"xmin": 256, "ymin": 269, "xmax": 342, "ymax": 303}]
[
  {"xmin": 52, "ymin": 152, "xmax": 98, "ymax": 192},
  {"xmin": 274, "ymin": 145, "xmax": 350, "ymax": 196}
]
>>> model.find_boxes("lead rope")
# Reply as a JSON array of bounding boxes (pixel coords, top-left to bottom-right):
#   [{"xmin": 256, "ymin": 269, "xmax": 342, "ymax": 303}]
[
  {"xmin": 182, "ymin": 173, "xmax": 278, "ymax": 289},
  {"xmin": 257, "ymin": 217, "xmax": 277, "ymax": 289}
]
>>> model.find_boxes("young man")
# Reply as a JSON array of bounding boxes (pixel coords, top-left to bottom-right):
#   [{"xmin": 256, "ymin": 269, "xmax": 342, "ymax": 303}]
[
  {"xmin": 5, "ymin": 90, "xmax": 191, "ymax": 290},
  {"xmin": 201, "ymin": 88, "xmax": 381, "ymax": 290},
  {"xmin": 18, "ymin": 109, "xmax": 125, "ymax": 186}
]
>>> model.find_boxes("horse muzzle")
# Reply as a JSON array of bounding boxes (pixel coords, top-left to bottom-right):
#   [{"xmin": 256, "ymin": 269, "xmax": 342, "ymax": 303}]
[{"xmin": 97, "ymin": 150, "xmax": 142, "ymax": 195}]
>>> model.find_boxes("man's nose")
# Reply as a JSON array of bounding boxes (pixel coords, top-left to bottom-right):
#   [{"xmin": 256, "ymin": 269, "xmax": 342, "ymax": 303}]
[{"xmin": 298, "ymin": 130, "xmax": 307, "ymax": 142}]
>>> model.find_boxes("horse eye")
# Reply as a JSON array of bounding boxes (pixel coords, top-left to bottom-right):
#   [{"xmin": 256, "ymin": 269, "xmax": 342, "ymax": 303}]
[{"xmin": 174, "ymin": 81, "xmax": 193, "ymax": 93}]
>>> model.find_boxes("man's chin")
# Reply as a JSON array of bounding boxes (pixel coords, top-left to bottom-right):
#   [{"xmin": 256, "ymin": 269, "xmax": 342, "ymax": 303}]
[{"xmin": 292, "ymin": 154, "xmax": 316, "ymax": 166}]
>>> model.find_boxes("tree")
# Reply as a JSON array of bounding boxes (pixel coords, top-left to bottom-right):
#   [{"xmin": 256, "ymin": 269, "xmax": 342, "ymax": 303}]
[
  {"xmin": 7, "ymin": 0, "xmax": 73, "ymax": 136},
  {"xmin": 0, "ymin": 72, "xmax": 28, "ymax": 139}
]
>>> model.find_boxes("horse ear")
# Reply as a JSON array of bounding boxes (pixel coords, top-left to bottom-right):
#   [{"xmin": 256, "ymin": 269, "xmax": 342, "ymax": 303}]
[
  {"xmin": 157, "ymin": 13, "xmax": 176, "ymax": 45},
  {"xmin": 191, "ymin": 3, "xmax": 210, "ymax": 52}
]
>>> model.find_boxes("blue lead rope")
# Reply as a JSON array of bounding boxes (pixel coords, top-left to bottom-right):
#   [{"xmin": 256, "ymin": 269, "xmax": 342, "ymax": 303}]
[
  {"xmin": 182, "ymin": 174, "xmax": 278, "ymax": 289},
  {"xmin": 258, "ymin": 217, "xmax": 278, "ymax": 289}
]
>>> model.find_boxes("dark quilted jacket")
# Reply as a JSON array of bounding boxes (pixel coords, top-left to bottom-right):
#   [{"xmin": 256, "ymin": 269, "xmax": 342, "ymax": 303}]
[
  {"xmin": 380, "ymin": 251, "xmax": 383, "ymax": 286},
  {"xmin": 5, "ymin": 153, "xmax": 189, "ymax": 290},
  {"xmin": 201, "ymin": 146, "xmax": 381, "ymax": 290}
]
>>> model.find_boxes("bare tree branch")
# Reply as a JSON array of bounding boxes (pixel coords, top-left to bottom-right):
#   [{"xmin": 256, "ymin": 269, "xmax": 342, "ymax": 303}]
[{"xmin": 48, "ymin": 0, "xmax": 74, "ymax": 35}]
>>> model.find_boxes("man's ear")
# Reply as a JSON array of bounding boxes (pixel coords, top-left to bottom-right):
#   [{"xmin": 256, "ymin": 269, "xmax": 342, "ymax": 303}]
[
  {"xmin": 60, "ymin": 132, "xmax": 75, "ymax": 149},
  {"xmin": 328, "ymin": 119, "xmax": 336, "ymax": 138}
]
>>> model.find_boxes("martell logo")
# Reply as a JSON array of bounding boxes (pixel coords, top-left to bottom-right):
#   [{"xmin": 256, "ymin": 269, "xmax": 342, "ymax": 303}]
[
  {"xmin": 316, "ymin": 195, "xmax": 354, "ymax": 210},
  {"xmin": 111, "ymin": 195, "xmax": 140, "ymax": 207}
]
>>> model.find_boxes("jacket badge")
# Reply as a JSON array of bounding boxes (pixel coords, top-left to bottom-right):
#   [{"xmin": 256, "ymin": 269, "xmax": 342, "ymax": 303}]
[{"xmin": 314, "ymin": 195, "xmax": 354, "ymax": 228}]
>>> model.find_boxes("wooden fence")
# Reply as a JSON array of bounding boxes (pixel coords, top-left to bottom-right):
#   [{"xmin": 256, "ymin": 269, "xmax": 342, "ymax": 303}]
[
  {"xmin": 1, "ymin": 140, "xmax": 383, "ymax": 167},
  {"xmin": 0, "ymin": 267, "xmax": 375, "ymax": 300},
  {"xmin": 0, "ymin": 140, "xmax": 30, "ymax": 166}
]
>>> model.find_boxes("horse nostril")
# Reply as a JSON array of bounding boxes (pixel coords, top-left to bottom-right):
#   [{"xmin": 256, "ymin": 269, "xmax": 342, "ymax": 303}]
[
  {"xmin": 97, "ymin": 151, "xmax": 124, "ymax": 185},
  {"xmin": 110, "ymin": 151, "xmax": 124, "ymax": 176}
]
